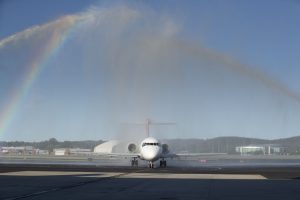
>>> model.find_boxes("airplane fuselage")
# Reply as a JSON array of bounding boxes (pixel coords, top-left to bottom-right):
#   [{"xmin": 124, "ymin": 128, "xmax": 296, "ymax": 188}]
[{"xmin": 139, "ymin": 137, "xmax": 163, "ymax": 162}]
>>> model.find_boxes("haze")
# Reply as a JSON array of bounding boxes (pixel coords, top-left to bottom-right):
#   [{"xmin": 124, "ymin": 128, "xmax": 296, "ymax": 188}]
[{"xmin": 0, "ymin": 0, "xmax": 300, "ymax": 141}]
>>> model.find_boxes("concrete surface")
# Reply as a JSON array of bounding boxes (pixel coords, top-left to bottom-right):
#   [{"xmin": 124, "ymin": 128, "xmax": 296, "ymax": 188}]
[{"xmin": 0, "ymin": 164, "xmax": 300, "ymax": 200}]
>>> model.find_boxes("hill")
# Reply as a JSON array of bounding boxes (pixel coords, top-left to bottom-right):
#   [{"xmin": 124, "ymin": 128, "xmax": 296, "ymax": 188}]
[{"xmin": 1, "ymin": 136, "xmax": 300, "ymax": 154}]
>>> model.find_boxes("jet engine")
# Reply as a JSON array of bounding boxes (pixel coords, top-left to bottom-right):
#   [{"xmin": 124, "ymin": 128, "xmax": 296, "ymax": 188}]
[
  {"xmin": 162, "ymin": 144, "xmax": 169, "ymax": 154},
  {"xmin": 128, "ymin": 143, "xmax": 137, "ymax": 153}
]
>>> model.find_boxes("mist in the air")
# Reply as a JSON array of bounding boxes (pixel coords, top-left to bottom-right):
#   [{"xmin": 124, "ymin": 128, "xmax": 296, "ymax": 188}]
[{"xmin": 0, "ymin": 5, "xmax": 300, "ymax": 141}]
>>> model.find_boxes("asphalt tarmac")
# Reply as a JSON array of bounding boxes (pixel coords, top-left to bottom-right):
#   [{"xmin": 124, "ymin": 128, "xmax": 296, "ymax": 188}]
[{"xmin": 1, "ymin": 160, "xmax": 300, "ymax": 200}]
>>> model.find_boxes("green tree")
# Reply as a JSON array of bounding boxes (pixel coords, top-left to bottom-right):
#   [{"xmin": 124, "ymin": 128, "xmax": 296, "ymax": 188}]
[{"xmin": 48, "ymin": 138, "xmax": 58, "ymax": 153}]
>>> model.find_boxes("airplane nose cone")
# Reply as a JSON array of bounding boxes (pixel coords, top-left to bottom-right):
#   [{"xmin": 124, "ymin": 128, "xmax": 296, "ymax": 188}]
[{"xmin": 142, "ymin": 148, "xmax": 159, "ymax": 160}]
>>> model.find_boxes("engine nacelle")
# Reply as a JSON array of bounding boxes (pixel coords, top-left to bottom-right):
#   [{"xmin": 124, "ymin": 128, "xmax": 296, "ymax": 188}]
[
  {"xmin": 128, "ymin": 143, "xmax": 137, "ymax": 153},
  {"xmin": 162, "ymin": 144, "xmax": 169, "ymax": 154}
]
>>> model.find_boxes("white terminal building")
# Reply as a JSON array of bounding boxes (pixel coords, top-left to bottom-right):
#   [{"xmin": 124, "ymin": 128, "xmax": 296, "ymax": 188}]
[
  {"xmin": 235, "ymin": 144, "xmax": 286, "ymax": 155},
  {"xmin": 0, "ymin": 146, "xmax": 49, "ymax": 155},
  {"xmin": 93, "ymin": 140, "xmax": 140, "ymax": 154},
  {"xmin": 0, "ymin": 146, "xmax": 35, "ymax": 155},
  {"xmin": 93, "ymin": 140, "xmax": 121, "ymax": 153}
]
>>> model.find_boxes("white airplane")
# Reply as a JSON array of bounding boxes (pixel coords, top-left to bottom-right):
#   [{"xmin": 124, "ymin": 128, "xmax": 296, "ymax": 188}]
[
  {"xmin": 95, "ymin": 119, "xmax": 226, "ymax": 168},
  {"xmin": 121, "ymin": 119, "xmax": 175, "ymax": 168},
  {"xmin": 130, "ymin": 136, "xmax": 171, "ymax": 168}
]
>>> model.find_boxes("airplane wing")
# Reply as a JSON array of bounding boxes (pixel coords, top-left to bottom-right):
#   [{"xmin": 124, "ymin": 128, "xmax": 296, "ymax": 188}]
[
  {"xmin": 172, "ymin": 153, "xmax": 227, "ymax": 161},
  {"xmin": 160, "ymin": 152, "xmax": 178, "ymax": 158},
  {"xmin": 92, "ymin": 152, "xmax": 140, "ymax": 159},
  {"xmin": 161, "ymin": 152, "xmax": 227, "ymax": 160},
  {"xmin": 176, "ymin": 153, "xmax": 227, "ymax": 156}
]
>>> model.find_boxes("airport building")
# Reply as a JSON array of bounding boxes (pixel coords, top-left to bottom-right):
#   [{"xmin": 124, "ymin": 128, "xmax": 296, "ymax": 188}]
[
  {"xmin": 0, "ymin": 146, "xmax": 35, "ymax": 155},
  {"xmin": 93, "ymin": 140, "xmax": 139, "ymax": 153},
  {"xmin": 235, "ymin": 144, "xmax": 286, "ymax": 155},
  {"xmin": 35, "ymin": 149, "xmax": 49, "ymax": 155},
  {"xmin": 0, "ymin": 146, "xmax": 51, "ymax": 155},
  {"xmin": 54, "ymin": 148, "xmax": 67, "ymax": 156},
  {"xmin": 94, "ymin": 140, "xmax": 120, "ymax": 153},
  {"xmin": 53, "ymin": 148, "xmax": 91, "ymax": 156}
]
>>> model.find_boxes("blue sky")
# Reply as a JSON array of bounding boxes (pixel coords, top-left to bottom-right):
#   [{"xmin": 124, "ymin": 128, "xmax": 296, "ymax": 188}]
[{"xmin": 0, "ymin": 0, "xmax": 300, "ymax": 141}]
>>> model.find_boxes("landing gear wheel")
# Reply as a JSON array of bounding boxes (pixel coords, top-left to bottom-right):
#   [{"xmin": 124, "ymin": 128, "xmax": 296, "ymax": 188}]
[
  {"xmin": 160, "ymin": 160, "xmax": 167, "ymax": 168},
  {"xmin": 131, "ymin": 158, "xmax": 138, "ymax": 167},
  {"xmin": 149, "ymin": 162, "xmax": 154, "ymax": 168}
]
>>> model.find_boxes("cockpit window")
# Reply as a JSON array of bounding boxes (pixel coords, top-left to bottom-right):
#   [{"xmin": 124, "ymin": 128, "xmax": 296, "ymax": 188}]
[{"xmin": 142, "ymin": 143, "xmax": 160, "ymax": 147}]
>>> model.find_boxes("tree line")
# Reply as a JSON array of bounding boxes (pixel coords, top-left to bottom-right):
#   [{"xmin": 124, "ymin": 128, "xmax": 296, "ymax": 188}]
[{"xmin": 0, "ymin": 138, "xmax": 104, "ymax": 153}]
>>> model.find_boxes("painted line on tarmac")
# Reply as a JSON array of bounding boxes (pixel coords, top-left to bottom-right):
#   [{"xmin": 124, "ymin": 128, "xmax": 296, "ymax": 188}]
[
  {"xmin": 120, "ymin": 173, "xmax": 267, "ymax": 180},
  {"xmin": 2, "ymin": 169, "xmax": 146, "ymax": 200}
]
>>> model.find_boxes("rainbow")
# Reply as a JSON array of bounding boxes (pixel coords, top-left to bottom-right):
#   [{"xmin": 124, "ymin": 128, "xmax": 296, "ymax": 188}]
[{"xmin": 0, "ymin": 15, "xmax": 82, "ymax": 138}]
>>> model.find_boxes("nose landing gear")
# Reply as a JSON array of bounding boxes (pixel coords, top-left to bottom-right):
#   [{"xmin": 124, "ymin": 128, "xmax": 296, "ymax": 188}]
[{"xmin": 148, "ymin": 161, "xmax": 154, "ymax": 168}]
